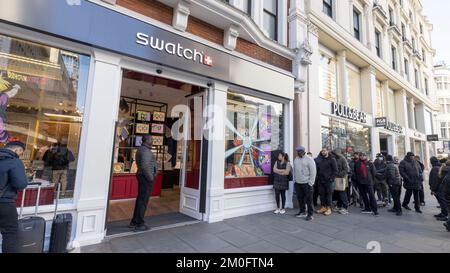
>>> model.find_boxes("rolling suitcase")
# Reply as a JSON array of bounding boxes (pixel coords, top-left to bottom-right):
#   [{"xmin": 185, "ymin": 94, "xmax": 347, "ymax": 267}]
[
  {"xmin": 17, "ymin": 183, "xmax": 46, "ymax": 253},
  {"xmin": 49, "ymin": 183, "xmax": 72, "ymax": 253}
]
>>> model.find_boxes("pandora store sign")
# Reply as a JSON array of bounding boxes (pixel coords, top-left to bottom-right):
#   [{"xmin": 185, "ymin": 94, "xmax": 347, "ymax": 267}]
[{"xmin": 331, "ymin": 102, "xmax": 367, "ymax": 124}]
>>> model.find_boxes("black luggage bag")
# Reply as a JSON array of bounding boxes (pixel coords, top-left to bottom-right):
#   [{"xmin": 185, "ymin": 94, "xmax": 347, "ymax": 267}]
[
  {"xmin": 48, "ymin": 183, "xmax": 72, "ymax": 253},
  {"xmin": 17, "ymin": 183, "xmax": 46, "ymax": 253}
]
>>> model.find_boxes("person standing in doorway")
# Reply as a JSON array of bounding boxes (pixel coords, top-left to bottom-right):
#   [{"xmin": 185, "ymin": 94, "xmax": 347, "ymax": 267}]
[
  {"xmin": 130, "ymin": 135, "xmax": 157, "ymax": 231},
  {"xmin": 386, "ymin": 155, "xmax": 402, "ymax": 216},
  {"xmin": 0, "ymin": 141, "xmax": 28, "ymax": 253},
  {"xmin": 429, "ymin": 157, "xmax": 447, "ymax": 221},
  {"xmin": 315, "ymin": 147, "xmax": 337, "ymax": 216},
  {"xmin": 354, "ymin": 153, "xmax": 379, "ymax": 216},
  {"xmin": 293, "ymin": 146, "xmax": 317, "ymax": 221},
  {"xmin": 273, "ymin": 152, "xmax": 291, "ymax": 215},
  {"xmin": 332, "ymin": 149, "xmax": 350, "ymax": 215},
  {"xmin": 400, "ymin": 152, "xmax": 423, "ymax": 213}
]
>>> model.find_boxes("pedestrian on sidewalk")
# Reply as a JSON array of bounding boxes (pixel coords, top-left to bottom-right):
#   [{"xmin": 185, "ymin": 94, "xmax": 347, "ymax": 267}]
[
  {"xmin": 386, "ymin": 154, "xmax": 402, "ymax": 216},
  {"xmin": 439, "ymin": 160, "xmax": 450, "ymax": 231},
  {"xmin": 332, "ymin": 149, "xmax": 349, "ymax": 215},
  {"xmin": 354, "ymin": 153, "xmax": 379, "ymax": 216},
  {"xmin": 400, "ymin": 152, "xmax": 423, "ymax": 213},
  {"xmin": 273, "ymin": 152, "xmax": 292, "ymax": 215},
  {"xmin": 0, "ymin": 141, "xmax": 28, "ymax": 253},
  {"xmin": 293, "ymin": 147, "xmax": 317, "ymax": 221},
  {"xmin": 315, "ymin": 147, "xmax": 337, "ymax": 216},
  {"xmin": 429, "ymin": 157, "xmax": 447, "ymax": 221},
  {"xmin": 374, "ymin": 153, "xmax": 389, "ymax": 206},
  {"xmin": 130, "ymin": 135, "xmax": 157, "ymax": 231},
  {"xmin": 348, "ymin": 152, "xmax": 363, "ymax": 208},
  {"xmin": 415, "ymin": 156, "xmax": 426, "ymax": 206}
]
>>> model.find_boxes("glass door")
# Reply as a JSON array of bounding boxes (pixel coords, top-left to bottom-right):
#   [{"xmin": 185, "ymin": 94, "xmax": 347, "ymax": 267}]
[{"xmin": 179, "ymin": 91, "xmax": 207, "ymax": 220}]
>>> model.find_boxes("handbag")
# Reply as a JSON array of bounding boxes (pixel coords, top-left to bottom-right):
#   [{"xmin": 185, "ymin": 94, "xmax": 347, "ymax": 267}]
[{"xmin": 335, "ymin": 177, "xmax": 347, "ymax": 191}]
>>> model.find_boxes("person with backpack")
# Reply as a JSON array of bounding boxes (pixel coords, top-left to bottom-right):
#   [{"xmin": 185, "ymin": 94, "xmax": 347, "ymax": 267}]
[
  {"xmin": 0, "ymin": 141, "xmax": 28, "ymax": 253},
  {"xmin": 386, "ymin": 155, "xmax": 402, "ymax": 216},
  {"xmin": 315, "ymin": 147, "xmax": 338, "ymax": 216},
  {"xmin": 43, "ymin": 138, "xmax": 75, "ymax": 197},
  {"xmin": 429, "ymin": 157, "xmax": 447, "ymax": 221},
  {"xmin": 293, "ymin": 147, "xmax": 316, "ymax": 221},
  {"xmin": 374, "ymin": 154, "xmax": 388, "ymax": 206},
  {"xmin": 439, "ymin": 160, "xmax": 450, "ymax": 231},
  {"xmin": 273, "ymin": 152, "xmax": 292, "ymax": 215},
  {"xmin": 354, "ymin": 153, "xmax": 379, "ymax": 216},
  {"xmin": 400, "ymin": 152, "xmax": 423, "ymax": 213}
]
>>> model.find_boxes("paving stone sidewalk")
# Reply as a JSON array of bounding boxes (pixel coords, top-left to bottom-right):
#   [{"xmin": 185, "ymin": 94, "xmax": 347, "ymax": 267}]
[{"xmin": 83, "ymin": 190, "xmax": 450, "ymax": 253}]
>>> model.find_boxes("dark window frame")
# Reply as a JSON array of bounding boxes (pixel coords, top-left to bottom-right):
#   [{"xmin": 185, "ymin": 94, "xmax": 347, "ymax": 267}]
[
  {"xmin": 263, "ymin": 0, "xmax": 278, "ymax": 41},
  {"xmin": 375, "ymin": 30, "xmax": 382, "ymax": 57},
  {"xmin": 353, "ymin": 8, "xmax": 361, "ymax": 41},
  {"xmin": 391, "ymin": 46, "xmax": 397, "ymax": 71},
  {"xmin": 323, "ymin": 0, "xmax": 333, "ymax": 18}
]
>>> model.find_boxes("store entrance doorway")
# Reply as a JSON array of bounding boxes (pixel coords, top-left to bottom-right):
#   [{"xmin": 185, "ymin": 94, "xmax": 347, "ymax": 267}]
[
  {"xmin": 379, "ymin": 133, "xmax": 389, "ymax": 156},
  {"xmin": 105, "ymin": 69, "xmax": 207, "ymax": 236}
]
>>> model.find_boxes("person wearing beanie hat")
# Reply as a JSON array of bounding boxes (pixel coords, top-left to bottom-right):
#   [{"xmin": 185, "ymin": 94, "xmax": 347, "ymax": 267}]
[
  {"xmin": 399, "ymin": 152, "xmax": 423, "ymax": 213},
  {"xmin": 429, "ymin": 156, "xmax": 447, "ymax": 220},
  {"xmin": 385, "ymin": 154, "xmax": 402, "ymax": 216},
  {"xmin": 0, "ymin": 140, "xmax": 29, "ymax": 253}
]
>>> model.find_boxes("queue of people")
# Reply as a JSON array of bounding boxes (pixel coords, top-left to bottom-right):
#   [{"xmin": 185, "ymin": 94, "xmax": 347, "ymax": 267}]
[{"xmin": 272, "ymin": 146, "xmax": 450, "ymax": 233}]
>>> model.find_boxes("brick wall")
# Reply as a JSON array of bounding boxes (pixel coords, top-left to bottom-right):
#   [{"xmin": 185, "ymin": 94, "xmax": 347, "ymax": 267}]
[{"xmin": 117, "ymin": 0, "xmax": 292, "ymax": 71}]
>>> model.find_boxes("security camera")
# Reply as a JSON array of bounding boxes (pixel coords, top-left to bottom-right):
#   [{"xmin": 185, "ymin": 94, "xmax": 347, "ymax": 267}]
[{"xmin": 156, "ymin": 69, "xmax": 163, "ymax": 74}]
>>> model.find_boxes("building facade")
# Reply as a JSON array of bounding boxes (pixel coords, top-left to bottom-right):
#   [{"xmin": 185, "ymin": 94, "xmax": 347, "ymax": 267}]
[
  {"xmin": 434, "ymin": 64, "xmax": 450, "ymax": 158},
  {"xmin": 290, "ymin": 0, "xmax": 439, "ymax": 165}
]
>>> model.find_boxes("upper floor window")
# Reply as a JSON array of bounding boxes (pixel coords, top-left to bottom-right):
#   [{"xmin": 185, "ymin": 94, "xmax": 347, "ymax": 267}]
[
  {"xmin": 440, "ymin": 98, "xmax": 450, "ymax": 114},
  {"xmin": 420, "ymin": 23, "xmax": 424, "ymax": 34},
  {"xmin": 424, "ymin": 77, "xmax": 429, "ymax": 96},
  {"xmin": 347, "ymin": 64, "xmax": 362, "ymax": 109},
  {"xmin": 422, "ymin": 49, "xmax": 426, "ymax": 63},
  {"xmin": 401, "ymin": 23, "xmax": 406, "ymax": 40},
  {"xmin": 353, "ymin": 8, "xmax": 361, "ymax": 41},
  {"xmin": 412, "ymin": 37, "xmax": 416, "ymax": 51},
  {"xmin": 263, "ymin": 0, "xmax": 278, "ymax": 41},
  {"xmin": 389, "ymin": 7, "xmax": 395, "ymax": 26},
  {"xmin": 441, "ymin": 122, "xmax": 450, "ymax": 139},
  {"xmin": 404, "ymin": 59, "xmax": 410, "ymax": 80},
  {"xmin": 414, "ymin": 68, "xmax": 419, "ymax": 89},
  {"xmin": 323, "ymin": 0, "xmax": 333, "ymax": 18},
  {"xmin": 375, "ymin": 30, "xmax": 382, "ymax": 57},
  {"xmin": 243, "ymin": 0, "xmax": 252, "ymax": 16},
  {"xmin": 319, "ymin": 53, "xmax": 338, "ymax": 102},
  {"xmin": 391, "ymin": 46, "xmax": 397, "ymax": 71}
]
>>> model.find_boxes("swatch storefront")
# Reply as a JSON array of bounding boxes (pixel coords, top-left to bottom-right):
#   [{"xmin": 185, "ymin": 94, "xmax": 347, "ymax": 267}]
[{"xmin": 0, "ymin": 0, "xmax": 294, "ymax": 248}]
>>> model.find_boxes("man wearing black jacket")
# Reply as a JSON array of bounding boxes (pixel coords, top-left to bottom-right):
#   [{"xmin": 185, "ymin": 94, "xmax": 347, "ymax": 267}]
[
  {"xmin": 0, "ymin": 141, "xmax": 28, "ymax": 253},
  {"xmin": 386, "ymin": 155, "xmax": 402, "ymax": 216},
  {"xmin": 374, "ymin": 154, "xmax": 388, "ymax": 205},
  {"xmin": 429, "ymin": 157, "xmax": 447, "ymax": 221},
  {"xmin": 315, "ymin": 148, "xmax": 338, "ymax": 216},
  {"xmin": 400, "ymin": 152, "xmax": 423, "ymax": 213},
  {"xmin": 354, "ymin": 153, "xmax": 379, "ymax": 216}
]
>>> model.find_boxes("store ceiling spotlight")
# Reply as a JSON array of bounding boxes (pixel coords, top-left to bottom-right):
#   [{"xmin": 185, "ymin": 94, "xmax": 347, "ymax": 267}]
[{"xmin": 44, "ymin": 112, "xmax": 82, "ymax": 122}]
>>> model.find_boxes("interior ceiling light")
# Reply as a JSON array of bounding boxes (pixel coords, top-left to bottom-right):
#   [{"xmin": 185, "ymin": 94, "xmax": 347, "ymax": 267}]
[{"xmin": 44, "ymin": 113, "xmax": 82, "ymax": 122}]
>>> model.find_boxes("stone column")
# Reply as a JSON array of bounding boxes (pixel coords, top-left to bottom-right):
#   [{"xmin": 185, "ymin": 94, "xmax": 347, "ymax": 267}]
[
  {"xmin": 409, "ymin": 97, "xmax": 416, "ymax": 130},
  {"xmin": 337, "ymin": 50, "xmax": 349, "ymax": 105},
  {"xmin": 361, "ymin": 66, "xmax": 379, "ymax": 159},
  {"xmin": 394, "ymin": 89, "xmax": 410, "ymax": 154},
  {"xmin": 364, "ymin": 3, "xmax": 375, "ymax": 50}
]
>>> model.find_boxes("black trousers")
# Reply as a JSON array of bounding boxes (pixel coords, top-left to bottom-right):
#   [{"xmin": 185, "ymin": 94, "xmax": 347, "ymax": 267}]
[
  {"xmin": 0, "ymin": 202, "xmax": 19, "ymax": 253},
  {"xmin": 274, "ymin": 189, "xmax": 286, "ymax": 209},
  {"xmin": 313, "ymin": 182, "xmax": 319, "ymax": 206},
  {"xmin": 403, "ymin": 189, "xmax": 420, "ymax": 211},
  {"xmin": 295, "ymin": 183, "xmax": 314, "ymax": 216},
  {"xmin": 359, "ymin": 184, "xmax": 378, "ymax": 213},
  {"xmin": 318, "ymin": 182, "xmax": 333, "ymax": 207},
  {"xmin": 435, "ymin": 185, "xmax": 448, "ymax": 216},
  {"xmin": 419, "ymin": 184, "xmax": 425, "ymax": 204},
  {"xmin": 131, "ymin": 173, "xmax": 154, "ymax": 226},
  {"xmin": 389, "ymin": 185, "xmax": 402, "ymax": 212}
]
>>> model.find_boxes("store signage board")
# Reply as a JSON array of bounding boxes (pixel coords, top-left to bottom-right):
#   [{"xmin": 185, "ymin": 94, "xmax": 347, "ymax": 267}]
[
  {"xmin": 0, "ymin": 0, "xmax": 294, "ymax": 97},
  {"xmin": 375, "ymin": 117, "xmax": 403, "ymax": 134},
  {"xmin": 427, "ymin": 135, "xmax": 439, "ymax": 141},
  {"xmin": 331, "ymin": 102, "xmax": 367, "ymax": 124}
]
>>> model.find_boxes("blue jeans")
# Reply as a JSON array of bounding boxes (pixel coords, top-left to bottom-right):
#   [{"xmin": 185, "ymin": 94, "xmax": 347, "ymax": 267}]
[{"xmin": 336, "ymin": 191, "xmax": 349, "ymax": 209}]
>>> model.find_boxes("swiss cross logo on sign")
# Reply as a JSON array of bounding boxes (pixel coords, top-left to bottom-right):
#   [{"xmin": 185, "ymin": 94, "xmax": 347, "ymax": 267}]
[
  {"xmin": 203, "ymin": 55, "xmax": 213, "ymax": 66},
  {"xmin": 136, "ymin": 33, "xmax": 214, "ymax": 67}
]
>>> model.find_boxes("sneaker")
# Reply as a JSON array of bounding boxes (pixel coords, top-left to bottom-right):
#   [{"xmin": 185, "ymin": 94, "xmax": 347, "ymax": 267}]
[
  {"xmin": 305, "ymin": 215, "xmax": 314, "ymax": 221},
  {"xmin": 134, "ymin": 224, "xmax": 150, "ymax": 232},
  {"xmin": 436, "ymin": 216, "xmax": 448, "ymax": 221},
  {"xmin": 279, "ymin": 209, "xmax": 286, "ymax": 215},
  {"xmin": 373, "ymin": 212, "xmax": 380, "ymax": 217},
  {"xmin": 415, "ymin": 209, "xmax": 422, "ymax": 214},
  {"xmin": 361, "ymin": 209, "xmax": 372, "ymax": 214},
  {"xmin": 396, "ymin": 211, "xmax": 403, "ymax": 216},
  {"xmin": 324, "ymin": 207, "xmax": 332, "ymax": 216},
  {"xmin": 274, "ymin": 209, "xmax": 280, "ymax": 214},
  {"xmin": 316, "ymin": 206, "xmax": 327, "ymax": 214},
  {"xmin": 332, "ymin": 206, "xmax": 342, "ymax": 212},
  {"xmin": 402, "ymin": 205, "xmax": 412, "ymax": 211},
  {"xmin": 128, "ymin": 222, "xmax": 137, "ymax": 229},
  {"xmin": 295, "ymin": 212, "xmax": 307, "ymax": 218},
  {"xmin": 435, "ymin": 213, "xmax": 445, "ymax": 218},
  {"xmin": 339, "ymin": 208, "xmax": 349, "ymax": 215}
]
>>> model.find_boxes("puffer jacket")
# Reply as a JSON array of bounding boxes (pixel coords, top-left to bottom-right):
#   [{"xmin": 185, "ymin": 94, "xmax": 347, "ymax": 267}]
[
  {"xmin": 0, "ymin": 148, "xmax": 29, "ymax": 203},
  {"xmin": 399, "ymin": 156, "xmax": 423, "ymax": 190},
  {"xmin": 315, "ymin": 153, "xmax": 338, "ymax": 184},
  {"xmin": 374, "ymin": 160, "xmax": 387, "ymax": 181},
  {"xmin": 429, "ymin": 157, "xmax": 442, "ymax": 193},
  {"xmin": 386, "ymin": 162, "xmax": 401, "ymax": 186}
]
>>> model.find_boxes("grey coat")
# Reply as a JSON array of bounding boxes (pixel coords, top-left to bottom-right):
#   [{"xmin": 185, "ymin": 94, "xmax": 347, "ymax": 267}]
[{"xmin": 136, "ymin": 143, "xmax": 157, "ymax": 182}]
